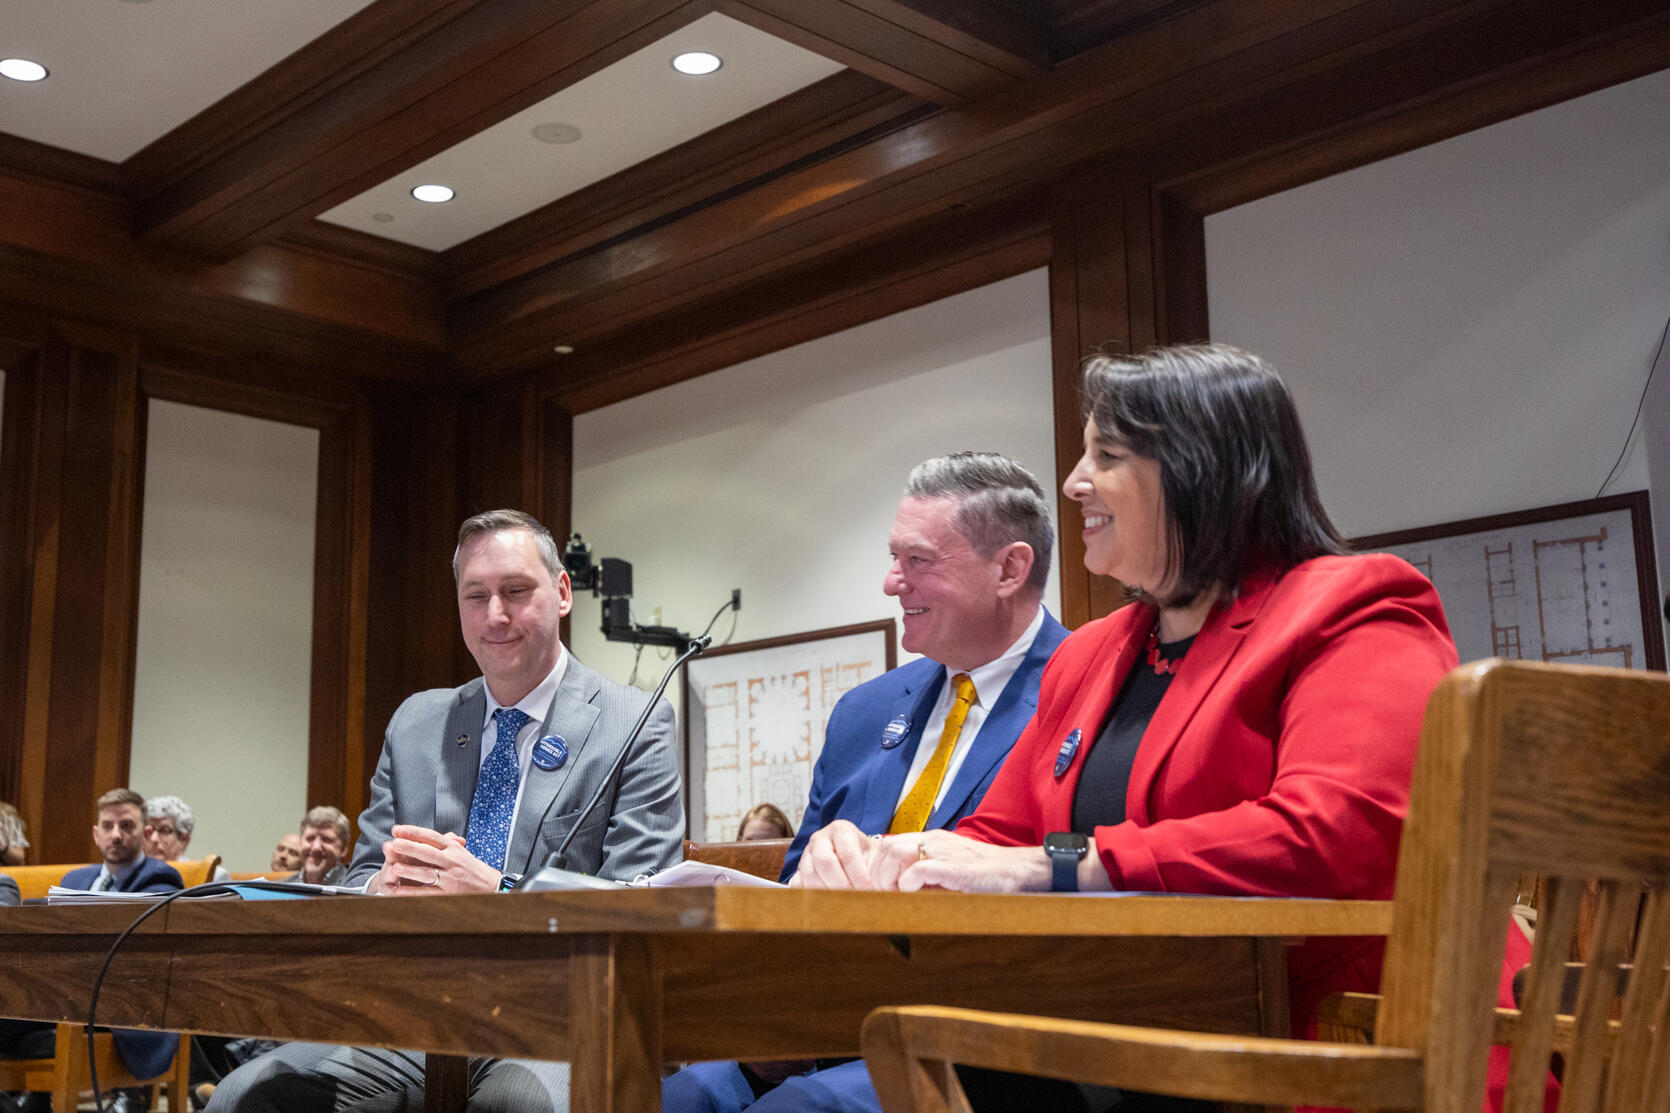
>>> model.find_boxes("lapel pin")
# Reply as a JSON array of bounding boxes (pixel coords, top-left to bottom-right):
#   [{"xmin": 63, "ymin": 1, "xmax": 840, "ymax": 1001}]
[
  {"xmin": 454, "ymin": 733, "xmax": 471, "ymax": 748},
  {"xmin": 880, "ymin": 715, "xmax": 910, "ymax": 750},
  {"xmin": 1053, "ymin": 728, "xmax": 1082, "ymax": 778},
  {"xmin": 533, "ymin": 734, "xmax": 569, "ymax": 771}
]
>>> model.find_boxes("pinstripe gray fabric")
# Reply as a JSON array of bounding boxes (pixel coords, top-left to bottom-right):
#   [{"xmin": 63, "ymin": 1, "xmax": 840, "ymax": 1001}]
[{"xmin": 208, "ymin": 656, "xmax": 680, "ymax": 1113}]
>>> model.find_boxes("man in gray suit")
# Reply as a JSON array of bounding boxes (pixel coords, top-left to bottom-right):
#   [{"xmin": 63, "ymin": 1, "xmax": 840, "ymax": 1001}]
[{"xmin": 210, "ymin": 509, "xmax": 683, "ymax": 1113}]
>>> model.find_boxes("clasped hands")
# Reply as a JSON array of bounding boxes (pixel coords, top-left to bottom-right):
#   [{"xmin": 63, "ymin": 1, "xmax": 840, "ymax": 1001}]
[
  {"xmin": 788, "ymin": 819, "xmax": 1069, "ymax": 893},
  {"xmin": 366, "ymin": 824, "xmax": 505, "ymax": 895}
]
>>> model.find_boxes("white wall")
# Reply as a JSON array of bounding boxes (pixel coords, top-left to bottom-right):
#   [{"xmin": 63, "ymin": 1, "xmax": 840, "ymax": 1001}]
[
  {"xmin": 129, "ymin": 400, "xmax": 319, "ymax": 872},
  {"xmin": 1206, "ymin": 68, "xmax": 1670, "ymax": 620},
  {"xmin": 571, "ymin": 268, "xmax": 1059, "ymax": 698}
]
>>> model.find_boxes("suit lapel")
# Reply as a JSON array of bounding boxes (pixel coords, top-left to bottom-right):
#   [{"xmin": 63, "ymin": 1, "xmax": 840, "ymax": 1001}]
[
  {"xmin": 859, "ymin": 669, "xmax": 947, "ymax": 833},
  {"xmin": 928, "ymin": 620, "xmax": 1054, "ymax": 828},
  {"xmin": 437, "ymin": 680, "xmax": 486, "ymax": 837},
  {"xmin": 506, "ymin": 659, "xmax": 602, "ymax": 873},
  {"xmin": 1125, "ymin": 573, "xmax": 1280, "ymax": 824}
]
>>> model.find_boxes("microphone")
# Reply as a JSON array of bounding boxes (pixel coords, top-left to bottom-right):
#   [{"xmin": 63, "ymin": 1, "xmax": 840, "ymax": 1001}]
[{"xmin": 520, "ymin": 635, "xmax": 712, "ymax": 888}]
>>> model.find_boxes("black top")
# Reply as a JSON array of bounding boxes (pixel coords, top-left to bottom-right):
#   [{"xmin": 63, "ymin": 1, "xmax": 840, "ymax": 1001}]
[{"xmin": 1070, "ymin": 634, "xmax": 1195, "ymax": 833}]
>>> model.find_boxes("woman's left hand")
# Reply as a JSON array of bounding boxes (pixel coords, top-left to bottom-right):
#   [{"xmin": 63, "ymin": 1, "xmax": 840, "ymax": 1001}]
[{"xmin": 868, "ymin": 829, "xmax": 1053, "ymax": 893}]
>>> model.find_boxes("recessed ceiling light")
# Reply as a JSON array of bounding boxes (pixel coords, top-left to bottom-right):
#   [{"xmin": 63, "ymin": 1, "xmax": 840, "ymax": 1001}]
[
  {"xmin": 531, "ymin": 122, "xmax": 583, "ymax": 145},
  {"xmin": 553, "ymin": 344, "xmax": 575, "ymax": 355},
  {"xmin": 671, "ymin": 52, "xmax": 722, "ymax": 76},
  {"xmin": 410, "ymin": 184, "xmax": 455, "ymax": 203},
  {"xmin": 0, "ymin": 58, "xmax": 48, "ymax": 83}
]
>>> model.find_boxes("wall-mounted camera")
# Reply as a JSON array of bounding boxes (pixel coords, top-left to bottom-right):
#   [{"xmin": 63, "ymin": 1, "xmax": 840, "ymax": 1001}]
[{"xmin": 562, "ymin": 533, "xmax": 692, "ymax": 648}]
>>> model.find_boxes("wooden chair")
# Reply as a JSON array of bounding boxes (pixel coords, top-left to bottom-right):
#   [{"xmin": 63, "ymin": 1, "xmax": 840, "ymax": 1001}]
[
  {"xmin": 0, "ymin": 1023, "xmax": 191, "ymax": 1113},
  {"xmin": 681, "ymin": 837, "xmax": 792, "ymax": 881},
  {"xmin": 861, "ymin": 659, "xmax": 1670, "ymax": 1113}
]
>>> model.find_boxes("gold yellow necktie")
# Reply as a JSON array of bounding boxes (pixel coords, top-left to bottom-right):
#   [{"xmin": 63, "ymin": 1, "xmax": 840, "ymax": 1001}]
[{"xmin": 889, "ymin": 672, "xmax": 977, "ymax": 834}]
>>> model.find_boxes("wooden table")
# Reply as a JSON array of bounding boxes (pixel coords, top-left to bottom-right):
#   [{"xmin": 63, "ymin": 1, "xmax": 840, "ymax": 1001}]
[{"xmin": 0, "ymin": 888, "xmax": 1391, "ymax": 1112}]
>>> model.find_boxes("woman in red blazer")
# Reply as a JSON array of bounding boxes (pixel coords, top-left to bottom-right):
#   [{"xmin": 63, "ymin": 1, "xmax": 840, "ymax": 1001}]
[{"xmin": 794, "ymin": 343, "xmax": 1460, "ymax": 1041}]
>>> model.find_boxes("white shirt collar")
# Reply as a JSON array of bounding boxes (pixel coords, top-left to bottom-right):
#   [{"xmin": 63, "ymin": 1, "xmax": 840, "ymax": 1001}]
[
  {"xmin": 482, "ymin": 645, "xmax": 569, "ymax": 733},
  {"xmin": 955, "ymin": 605, "xmax": 1045, "ymax": 704}
]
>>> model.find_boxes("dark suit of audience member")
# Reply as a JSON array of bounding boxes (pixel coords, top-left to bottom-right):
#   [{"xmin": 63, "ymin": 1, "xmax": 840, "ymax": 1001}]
[{"xmin": 667, "ymin": 452, "xmax": 1063, "ymax": 1113}]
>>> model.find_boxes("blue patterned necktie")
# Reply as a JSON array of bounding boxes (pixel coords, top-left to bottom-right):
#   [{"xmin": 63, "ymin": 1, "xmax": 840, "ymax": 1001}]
[{"xmin": 467, "ymin": 707, "xmax": 528, "ymax": 871}]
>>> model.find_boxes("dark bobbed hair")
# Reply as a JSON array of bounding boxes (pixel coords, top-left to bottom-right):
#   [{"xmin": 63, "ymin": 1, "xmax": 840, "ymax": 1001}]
[
  {"xmin": 1081, "ymin": 343, "xmax": 1344, "ymax": 606},
  {"xmin": 903, "ymin": 451, "xmax": 1054, "ymax": 596}
]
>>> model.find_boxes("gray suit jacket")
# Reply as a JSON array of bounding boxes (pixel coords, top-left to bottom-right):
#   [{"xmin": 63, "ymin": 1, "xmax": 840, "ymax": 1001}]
[{"xmin": 346, "ymin": 657, "xmax": 683, "ymax": 885}]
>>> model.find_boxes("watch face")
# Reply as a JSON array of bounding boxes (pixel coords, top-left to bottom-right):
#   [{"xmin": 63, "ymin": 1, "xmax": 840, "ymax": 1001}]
[{"xmin": 1044, "ymin": 832, "xmax": 1088, "ymax": 856}]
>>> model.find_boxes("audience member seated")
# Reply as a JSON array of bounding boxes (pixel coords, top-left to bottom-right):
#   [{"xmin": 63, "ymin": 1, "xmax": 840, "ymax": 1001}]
[
  {"xmin": 0, "ymin": 802, "xmax": 27, "ymax": 866},
  {"xmin": 735, "ymin": 803, "xmax": 793, "ymax": 842},
  {"xmin": 665, "ymin": 451, "xmax": 1067, "ymax": 1113},
  {"xmin": 297, "ymin": 806, "xmax": 350, "ymax": 885},
  {"xmin": 143, "ymin": 795, "xmax": 231, "ymax": 882},
  {"xmin": 794, "ymin": 344, "xmax": 1461, "ymax": 1113},
  {"xmin": 2, "ymin": 789, "xmax": 184, "ymax": 1112},
  {"xmin": 269, "ymin": 833, "xmax": 303, "ymax": 873},
  {"xmin": 0, "ymin": 873, "xmax": 17, "ymax": 907}
]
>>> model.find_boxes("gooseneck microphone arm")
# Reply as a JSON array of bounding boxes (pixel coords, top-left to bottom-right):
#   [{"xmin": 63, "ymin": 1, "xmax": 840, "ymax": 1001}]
[{"xmin": 542, "ymin": 634, "xmax": 711, "ymax": 872}]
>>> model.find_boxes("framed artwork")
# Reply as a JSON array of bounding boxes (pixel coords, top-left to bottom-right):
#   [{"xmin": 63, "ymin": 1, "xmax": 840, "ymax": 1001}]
[
  {"xmin": 682, "ymin": 619, "xmax": 897, "ymax": 842},
  {"xmin": 1353, "ymin": 490, "xmax": 1664, "ymax": 672}
]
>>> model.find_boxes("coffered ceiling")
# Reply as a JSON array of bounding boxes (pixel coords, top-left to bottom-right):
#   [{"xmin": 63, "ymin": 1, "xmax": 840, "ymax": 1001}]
[{"xmin": 3, "ymin": 0, "xmax": 1668, "ymax": 407}]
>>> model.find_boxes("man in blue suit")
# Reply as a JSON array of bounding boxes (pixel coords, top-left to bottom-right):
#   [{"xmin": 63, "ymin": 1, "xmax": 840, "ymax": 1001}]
[
  {"xmin": 665, "ymin": 452, "xmax": 1068, "ymax": 1113},
  {"xmin": 63, "ymin": 788, "xmax": 185, "ymax": 894}
]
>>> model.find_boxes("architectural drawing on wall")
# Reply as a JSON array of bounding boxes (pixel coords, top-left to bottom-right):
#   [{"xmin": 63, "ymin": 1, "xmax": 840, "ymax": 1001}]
[
  {"xmin": 683, "ymin": 620, "xmax": 896, "ymax": 842},
  {"xmin": 1355, "ymin": 491, "xmax": 1664, "ymax": 673}
]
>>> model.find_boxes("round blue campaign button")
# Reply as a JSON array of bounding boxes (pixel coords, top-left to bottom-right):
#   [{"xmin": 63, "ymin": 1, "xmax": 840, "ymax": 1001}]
[
  {"xmin": 1053, "ymin": 728, "xmax": 1082, "ymax": 778},
  {"xmin": 532, "ymin": 734, "xmax": 568, "ymax": 770},
  {"xmin": 880, "ymin": 715, "xmax": 911, "ymax": 749}
]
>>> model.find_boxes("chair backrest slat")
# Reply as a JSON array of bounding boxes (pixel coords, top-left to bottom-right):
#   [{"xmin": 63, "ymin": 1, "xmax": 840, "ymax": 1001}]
[
  {"xmin": 1559, "ymin": 879, "xmax": 1640, "ymax": 1113},
  {"xmin": 1604, "ymin": 885, "xmax": 1670, "ymax": 1112},
  {"xmin": 1505, "ymin": 876, "xmax": 1583, "ymax": 1113}
]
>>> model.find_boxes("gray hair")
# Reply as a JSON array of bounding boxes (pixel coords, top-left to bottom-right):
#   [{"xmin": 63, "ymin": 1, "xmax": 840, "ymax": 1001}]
[
  {"xmin": 302, "ymin": 805, "xmax": 351, "ymax": 847},
  {"xmin": 143, "ymin": 794, "xmax": 195, "ymax": 837},
  {"xmin": 452, "ymin": 509, "xmax": 564, "ymax": 583},
  {"xmin": 903, "ymin": 452, "xmax": 1053, "ymax": 596}
]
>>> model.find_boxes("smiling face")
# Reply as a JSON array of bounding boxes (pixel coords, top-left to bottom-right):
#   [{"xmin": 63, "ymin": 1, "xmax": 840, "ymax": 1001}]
[
  {"xmin": 882, "ymin": 495, "xmax": 1014, "ymax": 671},
  {"xmin": 93, "ymin": 803, "xmax": 145, "ymax": 868},
  {"xmin": 300, "ymin": 822, "xmax": 345, "ymax": 883},
  {"xmin": 143, "ymin": 817, "xmax": 189, "ymax": 860},
  {"xmin": 457, "ymin": 528, "xmax": 573, "ymax": 707},
  {"xmin": 1063, "ymin": 418, "xmax": 1172, "ymax": 592}
]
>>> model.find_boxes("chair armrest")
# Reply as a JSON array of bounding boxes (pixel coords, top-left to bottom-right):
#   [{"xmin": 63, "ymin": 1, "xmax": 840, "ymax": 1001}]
[
  {"xmin": 1316, "ymin": 990, "xmax": 1620, "ymax": 1055},
  {"xmin": 862, "ymin": 1005, "xmax": 1423, "ymax": 1112}
]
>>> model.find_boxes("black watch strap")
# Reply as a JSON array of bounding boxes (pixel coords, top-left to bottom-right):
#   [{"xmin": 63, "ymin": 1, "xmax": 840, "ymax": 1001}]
[
  {"xmin": 1043, "ymin": 832, "xmax": 1089, "ymax": 892},
  {"xmin": 497, "ymin": 872, "xmax": 524, "ymax": 893}
]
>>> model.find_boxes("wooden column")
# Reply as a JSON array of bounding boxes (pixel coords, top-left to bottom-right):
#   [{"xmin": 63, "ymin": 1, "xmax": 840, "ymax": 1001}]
[
  {"xmin": 1048, "ymin": 174, "xmax": 1208, "ymax": 627},
  {"xmin": 0, "ymin": 324, "xmax": 144, "ymax": 862}
]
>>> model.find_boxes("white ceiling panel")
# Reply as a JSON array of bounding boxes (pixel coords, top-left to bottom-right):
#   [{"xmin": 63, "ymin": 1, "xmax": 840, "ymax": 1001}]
[
  {"xmin": 317, "ymin": 12, "xmax": 844, "ymax": 252},
  {"xmin": 0, "ymin": 0, "xmax": 379, "ymax": 162}
]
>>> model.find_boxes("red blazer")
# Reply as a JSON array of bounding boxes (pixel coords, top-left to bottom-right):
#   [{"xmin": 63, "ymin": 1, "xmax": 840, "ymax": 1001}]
[{"xmin": 959, "ymin": 553, "xmax": 1458, "ymax": 1031}]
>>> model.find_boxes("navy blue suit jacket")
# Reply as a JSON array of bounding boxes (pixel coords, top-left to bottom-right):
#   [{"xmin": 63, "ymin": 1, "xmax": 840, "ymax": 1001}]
[
  {"xmin": 62, "ymin": 856, "xmax": 183, "ymax": 894},
  {"xmin": 782, "ymin": 610, "xmax": 1068, "ymax": 879},
  {"xmin": 62, "ymin": 856, "xmax": 183, "ymax": 1078}
]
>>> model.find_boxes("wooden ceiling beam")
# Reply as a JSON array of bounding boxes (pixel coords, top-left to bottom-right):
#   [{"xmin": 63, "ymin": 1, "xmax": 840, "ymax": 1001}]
[
  {"xmin": 131, "ymin": 0, "xmax": 710, "ymax": 261},
  {"xmin": 1146, "ymin": 0, "xmax": 1670, "ymax": 213},
  {"xmin": 447, "ymin": 0, "xmax": 1502, "ymax": 374},
  {"xmin": 441, "ymin": 70, "xmax": 926, "ymax": 301},
  {"xmin": 544, "ymin": 190, "xmax": 1051, "ymax": 412},
  {"xmin": 716, "ymin": 0, "xmax": 1047, "ymax": 105}
]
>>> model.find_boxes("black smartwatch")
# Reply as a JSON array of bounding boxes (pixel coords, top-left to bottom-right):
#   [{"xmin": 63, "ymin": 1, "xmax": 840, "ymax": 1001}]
[
  {"xmin": 1043, "ymin": 832, "xmax": 1089, "ymax": 892},
  {"xmin": 497, "ymin": 872, "xmax": 524, "ymax": 893}
]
